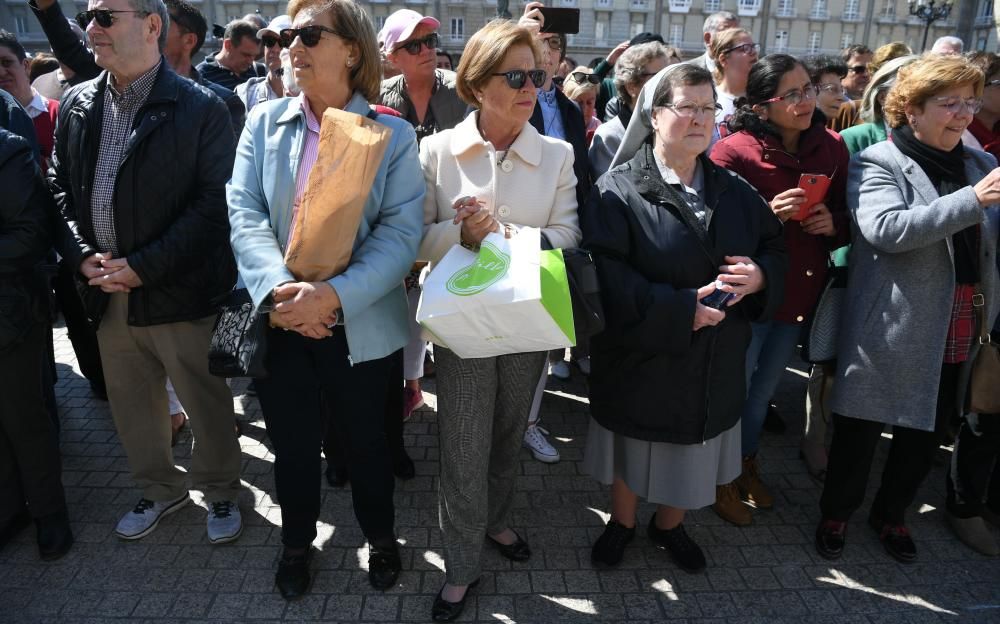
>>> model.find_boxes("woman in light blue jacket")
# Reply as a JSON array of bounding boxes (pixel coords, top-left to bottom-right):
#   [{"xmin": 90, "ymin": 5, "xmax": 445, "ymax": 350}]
[{"xmin": 227, "ymin": 0, "xmax": 424, "ymax": 601}]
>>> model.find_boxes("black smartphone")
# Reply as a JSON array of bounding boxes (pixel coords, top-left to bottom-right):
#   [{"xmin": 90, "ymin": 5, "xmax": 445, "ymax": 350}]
[
  {"xmin": 700, "ymin": 281, "xmax": 736, "ymax": 310},
  {"xmin": 539, "ymin": 7, "xmax": 580, "ymax": 34}
]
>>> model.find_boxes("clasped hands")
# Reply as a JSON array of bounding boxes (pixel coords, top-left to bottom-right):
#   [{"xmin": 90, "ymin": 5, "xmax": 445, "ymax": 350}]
[
  {"xmin": 268, "ymin": 281, "xmax": 341, "ymax": 340},
  {"xmin": 692, "ymin": 256, "xmax": 766, "ymax": 331},
  {"xmin": 770, "ymin": 187, "xmax": 836, "ymax": 236},
  {"xmin": 453, "ymin": 195, "xmax": 502, "ymax": 246},
  {"xmin": 80, "ymin": 253, "xmax": 142, "ymax": 293}
]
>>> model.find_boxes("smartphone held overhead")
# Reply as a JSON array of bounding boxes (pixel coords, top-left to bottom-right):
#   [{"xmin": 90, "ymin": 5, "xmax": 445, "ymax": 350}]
[{"xmin": 538, "ymin": 7, "xmax": 580, "ymax": 34}]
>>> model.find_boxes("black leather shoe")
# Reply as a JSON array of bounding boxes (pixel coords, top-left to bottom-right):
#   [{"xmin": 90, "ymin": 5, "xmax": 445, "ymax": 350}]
[
  {"xmin": 591, "ymin": 519, "xmax": 635, "ymax": 567},
  {"xmin": 488, "ymin": 529, "xmax": 531, "ymax": 562},
  {"xmin": 431, "ymin": 578, "xmax": 480, "ymax": 622},
  {"xmin": 36, "ymin": 510, "xmax": 73, "ymax": 561},
  {"xmin": 869, "ymin": 515, "xmax": 916, "ymax": 563},
  {"xmin": 815, "ymin": 519, "xmax": 846, "ymax": 560},
  {"xmin": 647, "ymin": 517, "xmax": 706, "ymax": 573},
  {"xmin": 763, "ymin": 403, "xmax": 787, "ymax": 433},
  {"xmin": 325, "ymin": 463, "xmax": 349, "ymax": 488},
  {"xmin": 392, "ymin": 452, "xmax": 416, "ymax": 481},
  {"xmin": 275, "ymin": 547, "xmax": 313, "ymax": 600},
  {"xmin": 368, "ymin": 539, "xmax": 401, "ymax": 590},
  {"xmin": 0, "ymin": 509, "xmax": 32, "ymax": 553}
]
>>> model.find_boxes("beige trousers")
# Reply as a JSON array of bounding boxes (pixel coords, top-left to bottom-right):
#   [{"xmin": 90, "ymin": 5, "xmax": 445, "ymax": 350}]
[{"xmin": 97, "ymin": 293, "xmax": 241, "ymax": 502}]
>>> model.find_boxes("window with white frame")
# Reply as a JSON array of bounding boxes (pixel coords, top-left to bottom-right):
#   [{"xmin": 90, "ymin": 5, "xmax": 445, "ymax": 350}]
[
  {"xmin": 737, "ymin": 0, "xmax": 762, "ymax": 15},
  {"xmin": 843, "ymin": 0, "xmax": 860, "ymax": 18},
  {"xmin": 807, "ymin": 31, "xmax": 821, "ymax": 52},
  {"xmin": 669, "ymin": 23, "xmax": 683, "ymax": 47},
  {"xmin": 669, "ymin": 0, "xmax": 692, "ymax": 11},
  {"xmin": 774, "ymin": 30, "xmax": 789, "ymax": 51},
  {"xmin": 595, "ymin": 17, "xmax": 608, "ymax": 41},
  {"xmin": 777, "ymin": 0, "xmax": 794, "ymax": 17},
  {"xmin": 809, "ymin": 0, "xmax": 826, "ymax": 18},
  {"xmin": 631, "ymin": 17, "xmax": 645, "ymax": 36},
  {"xmin": 450, "ymin": 17, "xmax": 464, "ymax": 40},
  {"xmin": 704, "ymin": 0, "xmax": 721, "ymax": 9},
  {"xmin": 14, "ymin": 15, "xmax": 29, "ymax": 34},
  {"xmin": 840, "ymin": 32, "xmax": 853, "ymax": 48},
  {"xmin": 373, "ymin": 15, "xmax": 386, "ymax": 32},
  {"xmin": 596, "ymin": 0, "xmax": 612, "ymax": 7},
  {"xmin": 881, "ymin": 0, "xmax": 894, "ymax": 16},
  {"xmin": 979, "ymin": 0, "xmax": 993, "ymax": 16}
]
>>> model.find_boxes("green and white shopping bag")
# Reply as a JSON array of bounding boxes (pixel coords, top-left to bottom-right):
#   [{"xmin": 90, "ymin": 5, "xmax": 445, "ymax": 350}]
[{"xmin": 416, "ymin": 227, "xmax": 576, "ymax": 359}]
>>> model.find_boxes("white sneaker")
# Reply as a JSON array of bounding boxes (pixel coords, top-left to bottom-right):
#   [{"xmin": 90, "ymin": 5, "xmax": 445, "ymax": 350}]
[
  {"xmin": 523, "ymin": 424, "xmax": 560, "ymax": 463},
  {"xmin": 115, "ymin": 493, "xmax": 190, "ymax": 540},
  {"xmin": 207, "ymin": 500, "xmax": 243, "ymax": 544},
  {"xmin": 548, "ymin": 360, "xmax": 571, "ymax": 380},
  {"xmin": 575, "ymin": 357, "xmax": 591, "ymax": 376}
]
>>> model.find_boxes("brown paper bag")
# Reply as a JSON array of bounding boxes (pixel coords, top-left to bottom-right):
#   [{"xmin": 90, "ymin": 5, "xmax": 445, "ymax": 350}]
[{"xmin": 284, "ymin": 107, "xmax": 394, "ymax": 281}]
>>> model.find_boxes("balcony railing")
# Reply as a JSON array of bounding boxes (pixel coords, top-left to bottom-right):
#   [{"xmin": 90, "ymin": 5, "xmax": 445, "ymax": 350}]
[
  {"xmin": 841, "ymin": 10, "xmax": 862, "ymax": 20},
  {"xmin": 669, "ymin": 0, "xmax": 692, "ymax": 12},
  {"xmin": 703, "ymin": 0, "xmax": 722, "ymax": 10},
  {"xmin": 808, "ymin": 7, "xmax": 829, "ymax": 18},
  {"xmin": 629, "ymin": 0, "xmax": 651, "ymax": 10},
  {"xmin": 738, "ymin": 0, "xmax": 763, "ymax": 16},
  {"xmin": 876, "ymin": 9, "xmax": 895, "ymax": 22},
  {"xmin": 596, "ymin": 0, "xmax": 613, "ymax": 7},
  {"xmin": 975, "ymin": 14, "xmax": 996, "ymax": 25},
  {"xmin": 775, "ymin": 5, "xmax": 796, "ymax": 17},
  {"xmin": 558, "ymin": 0, "xmax": 578, "ymax": 6}
]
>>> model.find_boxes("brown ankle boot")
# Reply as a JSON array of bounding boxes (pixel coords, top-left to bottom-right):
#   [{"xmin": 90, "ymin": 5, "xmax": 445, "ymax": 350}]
[
  {"xmin": 735, "ymin": 455, "xmax": 774, "ymax": 509},
  {"xmin": 713, "ymin": 482, "xmax": 752, "ymax": 526}
]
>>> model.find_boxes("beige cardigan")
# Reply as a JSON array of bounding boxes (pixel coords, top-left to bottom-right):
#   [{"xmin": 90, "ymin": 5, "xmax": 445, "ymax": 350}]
[{"xmin": 418, "ymin": 112, "xmax": 582, "ymax": 264}]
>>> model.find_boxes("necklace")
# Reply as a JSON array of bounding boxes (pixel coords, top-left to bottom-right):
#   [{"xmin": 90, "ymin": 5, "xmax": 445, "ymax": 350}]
[
  {"xmin": 497, "ymin": 149, "xmax": 511, "ymax": 167},
  {"xmin": 477, "ymin": 118, "xmax": 520, "ymax": 168}
]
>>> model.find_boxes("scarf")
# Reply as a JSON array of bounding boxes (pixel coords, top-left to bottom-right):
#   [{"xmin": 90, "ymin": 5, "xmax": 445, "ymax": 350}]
[{"xmin": 892, "ymin": 123, "xmax": 978, "ymax": 283}]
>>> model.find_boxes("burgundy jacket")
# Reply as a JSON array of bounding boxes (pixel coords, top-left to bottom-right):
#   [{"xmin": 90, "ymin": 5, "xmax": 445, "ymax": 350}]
[{"xmin": 710, "ymin": 121, "xmax": 850, "ymax": 325}]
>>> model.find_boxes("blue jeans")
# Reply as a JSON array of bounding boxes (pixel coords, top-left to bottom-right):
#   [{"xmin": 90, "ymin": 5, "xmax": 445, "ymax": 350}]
[{"xmin": 741, "ymin": 321, "xmax": 801, "ymax": 457}]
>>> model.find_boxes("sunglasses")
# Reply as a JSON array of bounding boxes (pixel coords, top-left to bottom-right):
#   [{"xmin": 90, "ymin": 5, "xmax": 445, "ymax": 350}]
[
  {"xmin": 848, "ymin": 65, "xmax": 869, "ymax": 75},
  {"xmin": 261, "ymin": 35, "xmax": 281, "ymax": 48},
  {"xmin": 491, "ymin": 69, "xmax": 547, "ymax": 89},
  {"xmin": 570, "ymin": 71, "xmax": 601, "ymax": 85},
  {"xmin": 278, "ymin": 25, "xmax": 344, "ymax": 48},
  {"xmin": 723, "ymin": 42, "xmax": 759, "ymax": 56},
  {"xmin": 987, "ymin": 78, "xmax": 1000, "ymax": 88},
  {"xmin": 395, "ymin": 32, "xmax": 439, "ymax": 55},
  {"xmin": 75, "ymin": 8, "xmax": 147, "ymax": 29}
]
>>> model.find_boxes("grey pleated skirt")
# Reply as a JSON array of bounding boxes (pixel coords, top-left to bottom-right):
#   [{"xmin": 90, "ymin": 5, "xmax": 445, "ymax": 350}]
[{"xmin": 582, "ymin": 417, "xmax": 742, "ymax": 510}]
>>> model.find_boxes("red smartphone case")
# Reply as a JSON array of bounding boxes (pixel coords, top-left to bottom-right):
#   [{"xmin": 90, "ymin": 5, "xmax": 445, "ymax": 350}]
[{"xmin": 793, "ymin": 173, "xmax": 831, "ymax": 221}]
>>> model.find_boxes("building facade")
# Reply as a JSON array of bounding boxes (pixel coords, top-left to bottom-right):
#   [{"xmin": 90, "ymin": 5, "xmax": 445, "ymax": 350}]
[{"xmin": 1, "ymin": 0, "xmax": 995, "ymax": 61}]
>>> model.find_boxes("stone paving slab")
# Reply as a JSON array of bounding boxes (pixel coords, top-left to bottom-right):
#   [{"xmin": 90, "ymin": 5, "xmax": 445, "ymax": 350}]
[{"xmin": 1, "ymin": 325, "xmax": 999, "ymax": 623}]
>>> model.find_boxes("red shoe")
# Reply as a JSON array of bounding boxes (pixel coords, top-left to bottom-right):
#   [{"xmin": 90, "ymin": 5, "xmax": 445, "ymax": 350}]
[{"xmin": 403, "ymin": 388, "xmax": 424, "ymax": 422}]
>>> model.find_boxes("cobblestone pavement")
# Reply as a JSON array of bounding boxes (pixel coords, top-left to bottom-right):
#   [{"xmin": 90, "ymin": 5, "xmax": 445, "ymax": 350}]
[{"xmin": 2, "ymin": 325, "xmax": 1000, "ymax": 623}]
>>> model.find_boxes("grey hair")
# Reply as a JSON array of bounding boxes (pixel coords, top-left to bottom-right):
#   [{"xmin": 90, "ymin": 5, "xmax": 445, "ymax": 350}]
[
  {"xmin": 614, "ymin": 41, "xmax": 668, "ymax": 110},
  {"xmin": 127, "ymin": 0, "xmax": 169, "ymax": 51},
  {"xmin": 859, "ymin": 54, "xmax": 918, "ymax": 123},
  {"xmin": 703, "ymin": 11, "xmax": 738, "ymax": 35},
  {"xmin": 931, "ymin": 35, "xmax": 964, "ymax": 54}
]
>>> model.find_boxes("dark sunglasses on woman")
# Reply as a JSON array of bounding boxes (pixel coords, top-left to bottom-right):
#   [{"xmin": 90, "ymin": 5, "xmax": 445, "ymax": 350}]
[
  {"xmin": 261, "ymin": 35, "xmax": 281, "ymax": 48},
  {"xmin": 395, "ymin": 33, "xmax": 439, "ymax": 55},
  {"xmin": 75, "ymin": 8, "xmax": 147, "ymax": 29},
  {"xmin": 570, "ymin": 71, "xmax": 601, "ymax": 85},
  {"xmin": 491, "ymin": 69, "xmax": 547, "ymax": 89},
  {"xmin": 278, "ymin": 25, "xmax": 345, "ymax": 48}
]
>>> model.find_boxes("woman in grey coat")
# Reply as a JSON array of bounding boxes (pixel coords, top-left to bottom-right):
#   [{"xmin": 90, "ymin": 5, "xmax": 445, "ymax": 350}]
[{"xmin": 816, "ymin": 54, "xmax": 1000, "ymax": 564}]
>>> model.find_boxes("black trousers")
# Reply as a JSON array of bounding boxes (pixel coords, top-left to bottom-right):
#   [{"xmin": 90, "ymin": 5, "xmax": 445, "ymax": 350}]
[
  {"xmin": 322, "ymin": 349, "xmax": 406, "ymax": 476},
  {"xmin": 52, "ymin": 260, "xmax": 105, "ymax": 392},
  {"xmin": 947, "ymin": 413, "xmax": 1000, "ymax": 518},
  {"xmin": 256, "ymin": 326, "xmax": 395, "ymax": 548},
  {"xmin": 0, "ymin": 318, "xmax": 67, "ymax": 525},
  {"xmin": 820, "ymin": 364, "xmax": 958, "ymax": 525}
]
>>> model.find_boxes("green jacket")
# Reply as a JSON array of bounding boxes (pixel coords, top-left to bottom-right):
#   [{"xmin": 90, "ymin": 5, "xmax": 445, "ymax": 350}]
[{"xmin": 840, "ymin": 122, "xmax": 888, "ymax": 156}]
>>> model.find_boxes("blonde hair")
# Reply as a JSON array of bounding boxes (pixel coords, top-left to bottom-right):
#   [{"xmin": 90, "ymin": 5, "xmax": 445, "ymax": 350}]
[
  {"xmin": 883, "ymin": 53, "xmax": 985, "ymax": 129},
  {"xmin": 562, "ymin": 65, "xmax": 599, "ymax": 101},
  {"xmin": 455, "ymin": 20, "xmax": 541, "ymax": 107},
  {"xmin": 869, "ymin": 41, "xmax": 912, "ymax": 75},
  {"xmin": 709, "ymin": 28, "xmax": 751, "ymax": 84},
  {"xmin": 286, "ymin": 0, "xmax": 382, "ymax": 102}
]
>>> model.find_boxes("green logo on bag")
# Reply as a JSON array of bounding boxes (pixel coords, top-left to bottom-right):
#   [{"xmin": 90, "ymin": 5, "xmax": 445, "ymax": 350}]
[{"xmin": 446, "ymin": 241, "xmax": 510, "ymax": 296}]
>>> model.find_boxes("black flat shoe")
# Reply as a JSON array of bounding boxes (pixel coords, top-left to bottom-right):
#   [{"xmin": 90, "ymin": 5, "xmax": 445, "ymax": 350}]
[
  {"xmin": 325, "ymin": 464, "xmax": 349, "ymax": 488},
  {"xmin": 591, "ymin": 519, "xmax": 635, "ymax": 567},
  {"xmin": 368, "ymin": 539, "xmax": 401, "ymax": 590},
  {"xmin": 275, "ymin": 547, "xmax": 313, "ymax": 600},
  {"xmin": 869, "ymin": 514, "xmax": 916, "ymax": 563},
  {"xmin": 815, "ymin": 519, "xmax": 846, "ymax": 560},
  {"xmin": 488, "ymin": 529, "xmax": 531, "ymax": 562},
  {"xmin": 36, "ymin": 510, "xmax": 73, "ymax": 561},
  {"xmin": 647, "ymin": 517, "xmax": 706, "ymax": 573},
  {"xmin": 431, "ymin": 579, "xmax": 480, "ymax": 622}
]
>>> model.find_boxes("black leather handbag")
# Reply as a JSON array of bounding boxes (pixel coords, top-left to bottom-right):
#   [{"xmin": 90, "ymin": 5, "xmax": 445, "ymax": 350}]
[
  {"xmin": 540, "ymin": 234, "xmax": 605, "ymax": 338},
  {"xmin": 208, "ymin": 288, "xmax": 268, "ymax": 378}
]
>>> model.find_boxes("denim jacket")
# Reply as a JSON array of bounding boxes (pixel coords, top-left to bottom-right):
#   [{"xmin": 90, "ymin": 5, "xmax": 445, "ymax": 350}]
[{"xmin": 227, "ymin": 91, "xmax": 425, "ymax": 363}]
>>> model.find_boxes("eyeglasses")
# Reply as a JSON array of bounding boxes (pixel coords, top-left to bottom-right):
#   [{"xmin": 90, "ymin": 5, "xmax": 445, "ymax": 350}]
[
  {"xmin": 395, "ymin": 32, "xmax": 439, "ymax": 55},
  {"xmin": 570, "ymin": 71, "xmax": 601, "ymax": 85},
  {"xmin": 723, "ymin": 42, "xmax": 759, "ymax": 56},
  {"xmin": 847, "ymin": 65, "xmax": 869, "ymax": 75},
  {"xmin": 987, "ymin": 79, "xmax": 1000, "ymax": 88},
  {"xmin": 261, "ymin": 35, "xmax": 281, "ymax": 48},
  {"xmin": 761, "ymin": 84, "xmax": 818, "ymax": 106},
  {"xmin": 817, "ymin": 82, "xmax": 845, "ymax": 96},
  {"xmin": 75, "ymin": 8, "xmax": 147, "ymax": 29},
  {"xmin": 658, "ymin": 101, "xmax": 722, "ymax": 119},
  {"xmin": 491, "ymin": 69, "xmax": 547, "ymax": 89},
  {"xmin": 929, "ymin": 96, "xmax": 983, "ymax": 115},
  {"xmin": 542, "ymin": 36, "xmax": 563, "ymax": 51},
  {"xmin": 278, "ymin": 25, "xmax": 345, "ymax": 48}
]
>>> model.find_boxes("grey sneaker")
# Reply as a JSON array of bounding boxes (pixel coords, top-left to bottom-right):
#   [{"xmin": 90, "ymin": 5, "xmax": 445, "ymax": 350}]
[
  {"xmin": 207, "ymin": 500, "xmax": 242, "ymax": 544},
  {"xmin": 115, "ymin": 493, "xmax": 190, "ymax": 540}
]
